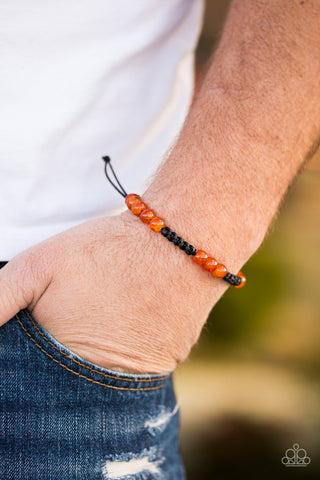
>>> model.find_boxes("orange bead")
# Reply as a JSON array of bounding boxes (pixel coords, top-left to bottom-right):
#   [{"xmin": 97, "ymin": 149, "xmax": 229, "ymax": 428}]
[
  {"xmin": 149, "ymin": 216, "xmax": 165, "ymax": 232},
  {"xmin": 203, "ymin": 257, "xmax": 218, "ymax": 272},
  {"xmin": 235, "ymin": 271, "xmax": 246, "ymax": 288},
  {"xmin": 140, "ymin": 208, "xmax": 155, "ymax": 224},
  {"xmin": 131, "ymin": 200, "xmax": 147, "ymax": 215},
  {"xmin": 125, "ymin": 193, "xmax": 140, "ymax": 209},
  {"xmin": 192, "ymin": 250, "xmax": 208, "ymax": 265},
  {"xmin": 212, "ymin": 263, "xmax": 227, "ymax": 278}
]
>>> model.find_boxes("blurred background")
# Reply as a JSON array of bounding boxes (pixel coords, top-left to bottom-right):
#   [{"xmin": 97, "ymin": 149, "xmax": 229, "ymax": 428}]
[{"xmin": 175, "ymin": 1, "xmax": 320, "ymax": 478}]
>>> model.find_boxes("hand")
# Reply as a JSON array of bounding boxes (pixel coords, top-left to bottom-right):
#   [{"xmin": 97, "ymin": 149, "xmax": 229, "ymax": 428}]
[{"xmin": 0, "ymin": 211, "xmax": 225, "ymax": 374}]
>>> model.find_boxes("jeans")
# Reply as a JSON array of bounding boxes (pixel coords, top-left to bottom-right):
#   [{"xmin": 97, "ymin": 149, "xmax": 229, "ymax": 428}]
[{"xmin": 0, "ymin": 309, "xmax": 185, "ymax": 479}]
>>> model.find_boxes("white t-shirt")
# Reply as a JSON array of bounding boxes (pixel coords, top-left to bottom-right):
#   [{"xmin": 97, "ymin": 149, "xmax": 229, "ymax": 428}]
[{"xmin": 0, "ymin": 0, "xmax": 204, "ymax": 260}]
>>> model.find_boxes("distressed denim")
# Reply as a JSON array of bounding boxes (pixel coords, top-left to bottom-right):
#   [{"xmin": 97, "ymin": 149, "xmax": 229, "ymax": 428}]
[{"xmin": 0, "ymin": 309, "xmax": 185, "ymax": 479}]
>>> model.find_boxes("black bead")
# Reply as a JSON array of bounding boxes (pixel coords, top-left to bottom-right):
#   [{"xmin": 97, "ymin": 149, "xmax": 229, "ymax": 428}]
[
  {"xmin": 189, "ymin": 245, "xmax": 197, "ymax": 256},
  {"xmin": 161, "ymin": 227, "xmax": 171, "ymax": 237},
  {"xmin": 185, "ymin": 244, "xmax": 195, "ymax": 255},
  {"xmin": 176, "ymin": 238, "xmax": 185, "ymax": 248},
  {"xmin": 168, "ymin": 231, "xmax": 178, "ymax": 242},
  {"xmin": 173, "ymin": 236, "xmax": 182, "ymax": 246},
  {"xmin": 179, "ymin": 241, "xmax": 189, "ymax": 251}
]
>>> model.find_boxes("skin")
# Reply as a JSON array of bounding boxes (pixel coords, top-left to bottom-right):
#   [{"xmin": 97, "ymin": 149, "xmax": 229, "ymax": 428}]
[{"xmin": 0, "ymin": 0, "xmax": 320, "ymax": 374}]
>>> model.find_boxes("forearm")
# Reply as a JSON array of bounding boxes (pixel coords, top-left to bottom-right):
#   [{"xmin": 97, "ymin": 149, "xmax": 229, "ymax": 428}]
[{"xmin": 135, "ymin": 0, "xmax": 320, "ymax": 282}]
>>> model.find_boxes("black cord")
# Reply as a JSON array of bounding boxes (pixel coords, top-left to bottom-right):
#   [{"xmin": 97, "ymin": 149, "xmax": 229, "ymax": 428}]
[{"xmin": 102, "ymin": 156, "xmax": 127, "ymax": 198}]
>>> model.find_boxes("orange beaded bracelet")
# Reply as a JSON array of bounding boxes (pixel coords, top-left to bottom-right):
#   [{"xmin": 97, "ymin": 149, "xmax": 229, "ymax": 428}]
[{"xmin": 103, "ymin": 156, "xmax": 246, "ymax": 288}]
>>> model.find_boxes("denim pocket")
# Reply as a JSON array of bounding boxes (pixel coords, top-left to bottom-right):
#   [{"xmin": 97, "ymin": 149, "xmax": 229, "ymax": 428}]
[
  {"xmin": 15, "ymin": 308, "xmax": 171, "ymax": 393},
  {"xmin": 2, "ymin": 310, "xmax": 185, "ymax": 479}
]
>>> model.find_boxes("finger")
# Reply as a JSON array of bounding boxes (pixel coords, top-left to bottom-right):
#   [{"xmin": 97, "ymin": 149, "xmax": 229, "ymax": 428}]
[{"xmin": 0, "ymin": 250, "xmax": 51, "ymax": 327}]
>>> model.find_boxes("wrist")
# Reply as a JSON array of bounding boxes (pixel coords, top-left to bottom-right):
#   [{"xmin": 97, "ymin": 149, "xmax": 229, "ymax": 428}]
[{"xmin": 142, "ymin": 131, "xmax": 272, "ymax": 275}]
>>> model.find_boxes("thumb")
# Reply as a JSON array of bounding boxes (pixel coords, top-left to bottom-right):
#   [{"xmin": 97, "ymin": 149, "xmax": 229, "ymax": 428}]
[{"xmin": 0, "ymin": 250, "xmax": 51, "ymax": 327}]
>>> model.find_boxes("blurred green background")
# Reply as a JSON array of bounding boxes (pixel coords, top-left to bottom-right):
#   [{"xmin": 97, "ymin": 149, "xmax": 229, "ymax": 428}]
[{"xmin": 175, "ymin": 2, "xmax": 320, "ymax": 478}]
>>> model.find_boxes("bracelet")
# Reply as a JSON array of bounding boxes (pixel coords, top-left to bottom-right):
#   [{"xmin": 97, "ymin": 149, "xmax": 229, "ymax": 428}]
[{"xmin": 102, "ymin": 156, "xmax": 246, "ymax": 288}]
